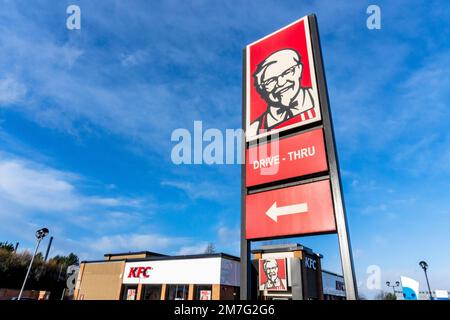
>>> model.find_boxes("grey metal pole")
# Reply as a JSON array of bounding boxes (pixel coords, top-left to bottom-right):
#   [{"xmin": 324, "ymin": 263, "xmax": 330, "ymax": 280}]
[
  {"xmin": 44, "ymin": 236, "xmax": 53, "ymax": 262},
  {"xmin": 424, "ymin": 269, "xmax": 433, "ymax": 300},
  {"xmin": 308, "ymin": 14, "xmax": 358, "ymax": 300},
  {"xmin": 240, "ymin": 46, "xmax": 252, "ymax": 300},
  {"xmin": 18, "ymin": 238, "xmax": 42, "ymax": 300}
]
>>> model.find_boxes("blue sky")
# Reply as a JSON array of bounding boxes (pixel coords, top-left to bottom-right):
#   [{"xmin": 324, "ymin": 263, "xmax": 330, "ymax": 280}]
[{"xmin": 0, "ymin": 0, "xmax": 449, "ymax": 298}]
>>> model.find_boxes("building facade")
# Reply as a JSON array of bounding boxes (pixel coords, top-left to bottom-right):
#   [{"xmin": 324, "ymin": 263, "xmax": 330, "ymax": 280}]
[
  {"xmin": 74, "ymin": 245, "xmax": 345, "ymax": 300},
  {"xmin": 74, "ymin": 251, "xmax": 240, "ymax": 300}
]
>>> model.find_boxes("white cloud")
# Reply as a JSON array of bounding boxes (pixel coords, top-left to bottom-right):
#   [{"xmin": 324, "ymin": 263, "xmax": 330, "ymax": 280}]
[
  {"xmin": 0, "ymin": 76, "xmax": 26, "ymax": 105},
  {"xmin": 120, "ymin": 50, "xmax": 147, "ymax": 67},
  {"xmin": 0, "ymin": 159, "xmax": 80, "ymax": 212},
  {"xmin": 361, "ymin": 204, "xmax": 387, "ymax": 216},
  {"xmin": 160, "ymin": 180, "xmax": 230, "ymax": 201},
  {"xmin": 0, "ymin": 156, "xmax": 142, "ymax": 214},
  {"xmin": 78, "ymin": 233, "xmax": 201, "ymax": 257},
  {"xmin": 176, "ymin": 243, "xmax": 209, "ymax": 255},
  {"xmin": 216, "ymin": 225, "xmax": 240, "ymax": 255},
  {"xmin": 86, "ymin": 196, "xmax": 142, "ymax": 208},
  {"xmin": 59, "ymin": 45, "xmax": 84, "ymax": 68}
]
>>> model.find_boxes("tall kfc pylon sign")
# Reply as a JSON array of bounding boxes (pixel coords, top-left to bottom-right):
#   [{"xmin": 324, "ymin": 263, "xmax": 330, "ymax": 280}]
[{"xmin": 241, "ymin": 14, "xmax": 358, "ymax": 300}]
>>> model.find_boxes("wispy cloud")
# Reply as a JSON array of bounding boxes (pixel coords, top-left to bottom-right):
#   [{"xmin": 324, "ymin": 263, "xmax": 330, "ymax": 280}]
[
  {"xmin": 176, "ymin": 243, "xmax": 210, "ymax": 256},
  {"xmin": 120, "ymin": 50, "xmax": 147, "ymax": 67},
  {"xmin": 0, "ymin": 157, "xmax": 81, "ymax": 212},
  {"xmin": 85, "ymin": 233, "xmax": 190, "ymax": 256},
  {"xmin": 0, "ymin": 151, "xmax": 153, "ymax": 255},
  {"xmin": 160, "ymin": 180, "xmax": 232, "ymax": 201},
  {"xmin": 0, "ymin": 76, "xmax": 26, "ymax": 106},
  {"xmin": 0, "ymin": 155, "xmax": 141, "ymax": 214}
]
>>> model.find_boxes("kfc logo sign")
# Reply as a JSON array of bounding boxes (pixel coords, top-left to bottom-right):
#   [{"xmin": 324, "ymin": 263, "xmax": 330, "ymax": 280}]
[
  {"xmin": 127, "ymin": 266, "xmax": 153, "ymax": 279},
  {"xmin": 259, "ymin": 258, "xmax": 287, "ymax": 291},
  {"xmin": 336, "ymin": 281, "xmax": 345, "ymax": 291},
  {"xmin": 304, "ymin": 256, "xmax": 317, "ymax": 270},
  {"xmin": 246, "ymin": 16, "xmax": 321, "ymax": 141}
]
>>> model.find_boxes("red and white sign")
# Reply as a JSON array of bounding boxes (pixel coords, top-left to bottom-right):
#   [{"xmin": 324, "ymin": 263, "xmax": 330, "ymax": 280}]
[
  {"xmin": 246, "ymin": 16, "xmax": 321, "ymax": 142},
  {"xmin": 246, "ymin": 179, "xmax": 336, "ymax": 239},
  {"xmin": 259, "ymin": 258, "xmax": 287, "ymax": 291},
  {"xmin": 199, "ymin": 290, "xmax": 212, "ymax": 300},
  {"xmin": 246, "ymin": 128, "xmax": 327, "ymax": 187},
  {"xmin": 123, "ymin": 257, "xmax": 239, "ymax": 286},
  {"xmin": 127, "ymin": 266, "xmax": 153, "ymax": 279},
  {"xmin": 126, "ymin": 289, "xmax": 136, "ymax": 300}
]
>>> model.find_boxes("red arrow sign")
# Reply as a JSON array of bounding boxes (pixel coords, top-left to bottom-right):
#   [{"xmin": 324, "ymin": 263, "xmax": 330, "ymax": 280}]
[{"xmin": 245, "ymin": 179, "xmax": 336, "ymax": 240}]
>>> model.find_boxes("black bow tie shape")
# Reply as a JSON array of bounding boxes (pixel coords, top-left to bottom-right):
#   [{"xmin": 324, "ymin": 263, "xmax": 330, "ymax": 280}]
[{"xmin": 275, "ymin": 100, "xmax": 299, "ymax": 120}]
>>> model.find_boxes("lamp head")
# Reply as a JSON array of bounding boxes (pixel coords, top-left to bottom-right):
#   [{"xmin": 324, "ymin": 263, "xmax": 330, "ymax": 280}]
[
  {"xmin": 386, "ymin": 281, "xmax": 390, "ymax": 287},
  {"xmin": 35, "ymin": 228, "xmax": 49, "ymax": 240},
  {"xmin": 419, "ymin": 260, "xmax": 428, "ymax": 271}
]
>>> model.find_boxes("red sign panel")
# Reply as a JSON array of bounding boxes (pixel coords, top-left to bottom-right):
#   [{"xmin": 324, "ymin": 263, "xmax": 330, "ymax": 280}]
[
  {"xmin": 246, "ymin": 179, "xmax": 336, "ymax": 240},
  {"xmin": 246, "ymin": 128, "xmax": 328, "ymax": 187},
  {"xmin": 246, "ymin": 16, "xmax": 321, "ymax": 142}
]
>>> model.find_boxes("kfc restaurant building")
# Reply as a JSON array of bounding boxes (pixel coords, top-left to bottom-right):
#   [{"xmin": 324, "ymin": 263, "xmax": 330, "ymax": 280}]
[
  {"xmin": 252, "ymin": 243, "xmax": 346, "ymax": 300},
  {"xmin": 73, "ymin": 245, "xmax": 345, "ymax": 300},
  {"xmin": 74, "ymin": 251, "xmax": 240, "ymax": 300}
]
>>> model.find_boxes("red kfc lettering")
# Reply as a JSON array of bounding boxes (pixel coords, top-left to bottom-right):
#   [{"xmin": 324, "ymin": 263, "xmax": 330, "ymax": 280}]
[
  {"xmin": 136, "ymin": 267, "xmax": 144, "ymax": 278},
  {"xmin": 128, "ymin": 266, "xmax": 153, "ymax": 278},
  {"xmin": 128, "ymin": 267, "xmax": 137, "ymax": 278},
  {"xmin": 144, "ymin": 267, "xmax": 152, "ymax": 277}
]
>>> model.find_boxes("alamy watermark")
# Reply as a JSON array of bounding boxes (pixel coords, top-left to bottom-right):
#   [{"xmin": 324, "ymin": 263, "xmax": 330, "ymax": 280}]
[
  {"xmin": 171, "ymin": 121, "xmax": 282, "ymax": 175},
  {"xmin": 66, "ymin": 5, "xmax": 81, "ymax": 30},
  {"xmin": 366, "ymin": 4, "xmax": 381, "ymax": 30}
]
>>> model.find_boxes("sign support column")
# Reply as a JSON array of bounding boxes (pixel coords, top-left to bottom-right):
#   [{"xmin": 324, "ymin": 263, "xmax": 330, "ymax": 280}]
[
  {"xmin": 240, "ymin": 49, "xmax": 251, "ymax": 300},
  {"xmin": 308, "ymin": 14, "xmax": 358, "ymax": 300}
]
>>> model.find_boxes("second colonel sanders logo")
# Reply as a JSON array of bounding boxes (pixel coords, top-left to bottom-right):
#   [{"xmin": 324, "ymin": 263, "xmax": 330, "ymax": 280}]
[{"xmin": 246, "ymin": 16, "xmax": 321, "ymax": 141}]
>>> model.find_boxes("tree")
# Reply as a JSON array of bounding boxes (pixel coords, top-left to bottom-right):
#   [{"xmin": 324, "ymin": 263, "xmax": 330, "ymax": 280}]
[
  {"xmin": 66, "ymin": 253, "xmax": 79, "ymax": 265},
  {"xmin": 0, "ymin": 242, "xmax": 15, "ymax": 252},
  {"xmin": 385, "ymin": 292, "xmax": 397, "ymax": 300},
  {"xmin": 49, "ymin": 253, "xmax": 79, "ymax": 266},
  {"xmin": 0, "ymin": 249, "xmax": 80, "ymax": 299},
  {"xmin": 204, "ymin": 243, "xmax": 216, "ymax": 254},
  {"xmin": 375, "ymin": 291, "xmax": 397, "ymax": 300},
  {"xmin": 35, "ymin": 252, "xmax": 44, "ymax": 261}
]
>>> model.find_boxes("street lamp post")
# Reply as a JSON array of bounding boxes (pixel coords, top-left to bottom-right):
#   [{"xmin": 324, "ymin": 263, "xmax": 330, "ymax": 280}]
[
  {"xmin": 419, "ymin": 260, "xmax": 433, "ymax": 300},
  {"xmin": 386, "ymin": 280, "xmax": 400, "ymax": 297},
  {"xmin": 18, "ymin": 228, "xmax": 49, "ymax": 300}
]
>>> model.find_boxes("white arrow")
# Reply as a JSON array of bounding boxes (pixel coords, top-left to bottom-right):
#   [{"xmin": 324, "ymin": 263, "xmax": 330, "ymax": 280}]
[{"xmin": 266, "ymin": 201, "xmax": 309, "ymax": 222}]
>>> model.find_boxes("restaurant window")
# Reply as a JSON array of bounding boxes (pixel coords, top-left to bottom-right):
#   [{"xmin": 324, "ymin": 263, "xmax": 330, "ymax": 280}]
[
  {"xmin": 195, "ymin": 285, "xmax": 212, "ymax": 300},
  {"xmin": 166, "ymin": 284, "xmax": 189, "ymax": 300},
  {"xmin": 220, "ymin": 285, "xmax": 240, "ymax": 300},
  {"xmin": 141, "ymin": 284, "xmax": 162, "ymax": 300},
  {"xmin": 122, "ymin": 285, "xmax": 138, "ymax": 300}
]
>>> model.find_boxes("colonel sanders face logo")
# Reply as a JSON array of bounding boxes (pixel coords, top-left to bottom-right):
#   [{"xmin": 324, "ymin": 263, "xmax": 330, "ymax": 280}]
[
  {"xmin": 259, "ymin": 258, "xmax": 287, "ymax": 291},
  {"xmin": 264, "ymin": 259, "xmax": 279, "ymax": 283},
  {"xmin": 255, "ymin": 49, "xmax": 303, "ymax": 107},
  {"xmin": 250, "ymin": 48, "xmax": 316, "ymax": 136}
]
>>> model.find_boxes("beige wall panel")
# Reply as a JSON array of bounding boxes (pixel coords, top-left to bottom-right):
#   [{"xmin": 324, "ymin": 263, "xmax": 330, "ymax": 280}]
[
  {"xmin": 77, "ymin": 261, "xmax": 124, "ymax": 300},
  {"xmin": 212, "ymin": 284, "xmax": 220, "ymax": 300}
]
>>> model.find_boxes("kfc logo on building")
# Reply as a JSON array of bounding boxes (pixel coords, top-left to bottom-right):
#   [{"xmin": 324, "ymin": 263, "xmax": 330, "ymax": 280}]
[
  {"xmin": 304, "ymin": 256, "xmax": 317, "ymax": 270},
  {"xmin": 259, "ymin": 258, "xmax": 288, "ymax": 291},
  {"xmin": 246, "ymin": 16, "xmax": 321, "ymax": 141},
  {"xmin": 127, "ymin": 266, "xmax": 153, "ymax": 279}
]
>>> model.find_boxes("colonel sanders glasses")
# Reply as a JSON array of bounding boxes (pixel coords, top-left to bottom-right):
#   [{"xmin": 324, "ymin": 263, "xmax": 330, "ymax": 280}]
[{"xmin": 260, "ymin": 64, "xmax": 301, "ymax": 93}]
